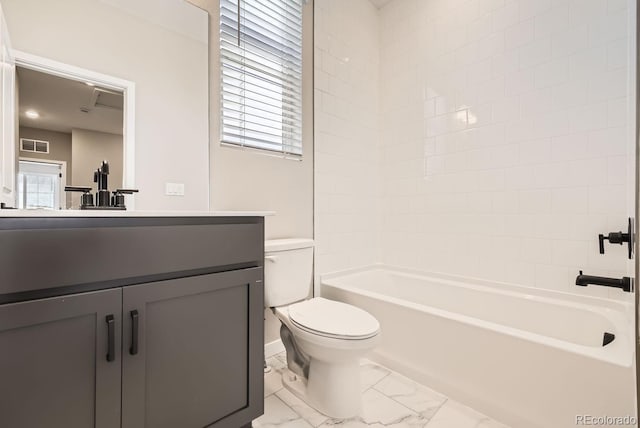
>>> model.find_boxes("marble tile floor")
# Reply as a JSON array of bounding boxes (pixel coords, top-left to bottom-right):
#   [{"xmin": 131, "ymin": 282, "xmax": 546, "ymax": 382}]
[{"xmin": 255, "ymin": 352, "xmax": 510, "ymax": 428}]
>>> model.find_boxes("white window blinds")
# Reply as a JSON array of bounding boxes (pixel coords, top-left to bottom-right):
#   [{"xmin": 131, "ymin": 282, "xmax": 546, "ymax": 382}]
[{"xmin": 220, "ymin": 0, "xmax": 303, "ymax": 156}]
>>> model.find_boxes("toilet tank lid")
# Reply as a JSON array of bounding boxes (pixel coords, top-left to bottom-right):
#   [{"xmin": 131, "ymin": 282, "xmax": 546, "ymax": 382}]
[{"xmin": 265, "ymin": 238, "xmax": 314, "ymax": 252}]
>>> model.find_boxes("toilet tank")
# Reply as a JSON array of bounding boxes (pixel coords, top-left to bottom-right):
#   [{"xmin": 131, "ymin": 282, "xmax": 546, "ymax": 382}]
[{"xmin": 264, "ymin": 238, "xmax": 314, "ymax": 308}]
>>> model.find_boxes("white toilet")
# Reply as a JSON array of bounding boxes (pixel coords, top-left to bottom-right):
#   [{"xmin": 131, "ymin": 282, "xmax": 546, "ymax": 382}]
[{"xmin": 265, "ymin": 238, "xmax": 380, "ymax": 419}]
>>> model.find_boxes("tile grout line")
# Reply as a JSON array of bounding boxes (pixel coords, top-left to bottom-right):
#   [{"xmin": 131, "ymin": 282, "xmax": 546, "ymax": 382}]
[
  {"xmin": 268, "ymin": 360, "xmax": 330, "ymax": 428},
  {"xmin": 264, "ymin": 357, "xmax": 303, "ymax": 425},
  {"xmin": 370, "ymin": 379, "xmax": 450, "ymax": 426},
  {"xmin": 267, "ymin": 392, "xmax": 312, "ymax": 427},
  {"xmin": 361, "ymin": 366, "xmax": 438, "ymax": 426},
  {"xmin": 365, "ymin": 362, "xmax": 453, "ymax": 427},
  {"xmin": 421, "ymin": 399, "xmax": 451, "ymax": 428}
]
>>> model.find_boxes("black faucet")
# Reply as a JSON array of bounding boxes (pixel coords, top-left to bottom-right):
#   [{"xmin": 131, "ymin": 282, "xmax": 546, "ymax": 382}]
[
  {"xmin": 94, "ymin": 161, "xmax": 111, "ymax": 207},
  {"xmin": 575, "ymin": 271, "xmax": 632, "ymax": 292},
  {"xmin": 65, "ymin": 160, "xmax": 138, "ymax": 210}
]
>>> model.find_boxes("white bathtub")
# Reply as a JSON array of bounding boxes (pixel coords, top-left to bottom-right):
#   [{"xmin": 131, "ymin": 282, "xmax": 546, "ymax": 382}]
[{"xmin": 320, "ymin": 266, "xmax": 636, "ymax": 428}]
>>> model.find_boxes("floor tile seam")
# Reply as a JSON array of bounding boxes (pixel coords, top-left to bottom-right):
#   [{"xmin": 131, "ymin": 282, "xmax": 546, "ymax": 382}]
[{"xmin": 270, "ymin": 392, "xmax": 312, "ymax": 426}]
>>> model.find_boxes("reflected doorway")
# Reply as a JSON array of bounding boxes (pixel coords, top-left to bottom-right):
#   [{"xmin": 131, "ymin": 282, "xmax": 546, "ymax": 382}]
[{"xmin": 17, "ymin": 159, "xmax": 65, "ymax": 210}]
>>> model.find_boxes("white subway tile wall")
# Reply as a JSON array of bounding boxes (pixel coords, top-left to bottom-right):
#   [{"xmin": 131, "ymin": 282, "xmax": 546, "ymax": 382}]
[
  {"xmin": 315, "ymin": 0, "xmax": 635, "ymax": 299},
  {"xmin": 314, "ymin": 0, "xmax": 382, "ymax": 281}
]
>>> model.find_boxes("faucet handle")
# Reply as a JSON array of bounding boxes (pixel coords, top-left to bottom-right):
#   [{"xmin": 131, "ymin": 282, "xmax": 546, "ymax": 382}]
[
  {"xmin": 598, "ymin": 218, "xmax": 634, "ymax": 259},
  {"xmin": 598, "ymin": 234, "xmax": 607, "ymax": 254},
  {"xmin": 599, "ymin": 232, "xmax": 627, "ymax": 254},
  {"xmin": 114, "ymin": 188, "xmax": 139, "ymax": 194},
  {"xmin": 64, "ymin": 186, "xmax": 92, "ymax": 193}
]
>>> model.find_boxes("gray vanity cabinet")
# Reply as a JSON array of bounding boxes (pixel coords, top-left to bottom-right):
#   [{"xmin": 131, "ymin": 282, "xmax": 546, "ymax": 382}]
[
  {"xmin": 121, "ymin": 268, "xmax": 264, "ymax": 428},
  {"xmin": 0, "ymin": 216, "xmax": 265, "ymax": 428},
  {"xmin": 0, "ymin": 288, "xmax": 122, "ymax": 428}
]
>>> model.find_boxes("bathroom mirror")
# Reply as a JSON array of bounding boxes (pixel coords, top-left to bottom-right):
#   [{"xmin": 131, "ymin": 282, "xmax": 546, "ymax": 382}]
[
  {"xmin": 16, "ymin": 66, "xmax": 124, "ymax": 209},
  {"xmin": 1, "ymin": 0, "xmax": 210, "ymax": 210}
]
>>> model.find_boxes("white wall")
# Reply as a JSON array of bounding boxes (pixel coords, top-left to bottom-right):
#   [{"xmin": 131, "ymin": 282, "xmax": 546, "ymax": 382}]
[
  {"xmin": 2, "ymin": 0, "xmax": 209, "ymax": 210},
  {"xmin": 378, "ymin": 0, "xmax": 635, "ymax": 299},
  {"xmin": 315, "ymin": 0, "xmax": 636, "ymax": 300},
  {"xmin": 314, "ymin": 0, "xmax": 381, "ymax": 289}
]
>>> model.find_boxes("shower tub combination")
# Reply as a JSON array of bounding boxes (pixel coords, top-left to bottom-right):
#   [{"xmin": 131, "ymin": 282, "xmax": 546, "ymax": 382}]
[{"xmin": 320, "ymin": 266, "xmax": 636, "ymax": 428}]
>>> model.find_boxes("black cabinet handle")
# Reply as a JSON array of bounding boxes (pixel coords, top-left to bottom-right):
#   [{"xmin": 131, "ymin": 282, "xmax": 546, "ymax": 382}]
[
  {"xmin": 106, "ymin": 314, "xmax": 115, "ymax": 362},
  {"xmin": 130, "ymin": 310, "xmax": 139, "ymax": 355}
]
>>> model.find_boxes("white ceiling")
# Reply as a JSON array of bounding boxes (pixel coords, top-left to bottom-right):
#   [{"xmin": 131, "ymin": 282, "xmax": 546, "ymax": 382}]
[
  {"xmin": 369, "ymin": 0, "xmax": 394, "ymax": 9},
  {"xmin": 17, "ymin": 67, "xmax": 124, "ymax": 135}
]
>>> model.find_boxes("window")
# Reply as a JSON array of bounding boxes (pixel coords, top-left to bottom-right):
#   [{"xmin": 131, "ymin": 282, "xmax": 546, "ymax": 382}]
[
  {"xmin": 20, "ymin": 138, "xmax": 49, "ymax": 154},
  {"xmin": 220, "ymin": 0, "xmax": 303, "ymax": 157}
]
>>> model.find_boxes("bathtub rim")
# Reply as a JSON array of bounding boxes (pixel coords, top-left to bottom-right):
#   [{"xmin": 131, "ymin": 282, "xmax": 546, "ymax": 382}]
[
  {"xmin": 321, "ymin": 264, "xmax": 634, "ymax": 310},
  {"xmin": 319, "ymin": 264, "xmax": 634, "ymax": 368}
]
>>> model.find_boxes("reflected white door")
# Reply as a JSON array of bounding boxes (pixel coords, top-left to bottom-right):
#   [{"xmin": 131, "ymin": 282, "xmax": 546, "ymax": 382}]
[{"xmin": 17, "ymin": 160, "xmax": 63, "ymax": 209}]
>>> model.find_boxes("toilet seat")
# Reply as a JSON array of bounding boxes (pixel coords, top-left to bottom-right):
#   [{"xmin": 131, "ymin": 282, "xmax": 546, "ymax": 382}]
[{"xmin": 287, "ymin": 297, "xmax": 379, "ymax": 340}]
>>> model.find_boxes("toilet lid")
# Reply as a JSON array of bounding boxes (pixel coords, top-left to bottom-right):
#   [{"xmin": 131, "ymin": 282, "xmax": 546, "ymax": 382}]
[{"xmin": 288, "ymin": 298, "xmax": 380, "ymax": 339}]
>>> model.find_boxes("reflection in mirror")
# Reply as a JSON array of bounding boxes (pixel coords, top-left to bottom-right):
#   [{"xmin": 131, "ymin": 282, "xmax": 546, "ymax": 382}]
[
  {"xmin": 17, "ymin": 161, "xmax": 63, "ymax": 210},
  {"xmin": 1, "ymin": 0, "xmax": 209, "ymax": 210},
  {"xmin": 16, "ymin": 67, "xmax": 124, "ymax": 209}
]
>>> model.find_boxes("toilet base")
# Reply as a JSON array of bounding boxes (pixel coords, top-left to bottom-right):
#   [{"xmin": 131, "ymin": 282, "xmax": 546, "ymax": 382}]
[{"xmin": 282, "ymin": 358, "xmax": 362, "ymax": 419}]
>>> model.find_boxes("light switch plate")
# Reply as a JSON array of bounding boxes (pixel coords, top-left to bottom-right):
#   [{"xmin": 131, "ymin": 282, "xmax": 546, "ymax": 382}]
[{"xmin": 165, "ymin": 182, "xmax": 185, "ymax": 196}]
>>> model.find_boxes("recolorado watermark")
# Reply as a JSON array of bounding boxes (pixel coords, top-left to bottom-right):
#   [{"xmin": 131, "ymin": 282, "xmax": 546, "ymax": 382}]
[{"xmin": 576, "ymin": 415, "xmax": 637, "ymax": 426}]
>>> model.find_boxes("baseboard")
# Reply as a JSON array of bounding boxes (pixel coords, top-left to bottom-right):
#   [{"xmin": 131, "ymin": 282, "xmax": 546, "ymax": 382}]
[{"xmin": 264, "ymin": 339, "xmax": 285, "ymax": 358}]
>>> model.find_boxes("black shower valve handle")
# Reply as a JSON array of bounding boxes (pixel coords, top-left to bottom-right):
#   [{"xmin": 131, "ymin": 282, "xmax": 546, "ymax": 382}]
[
  {"xmin": 598, "ymin": 231, "xmax": 630, "ymax": 254},
  {"xmin": 598, "ymin": 219, "xmax": 634, "ymax": 259}
]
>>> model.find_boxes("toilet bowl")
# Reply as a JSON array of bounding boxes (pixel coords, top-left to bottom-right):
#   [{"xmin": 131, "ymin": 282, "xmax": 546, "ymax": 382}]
[
  {"xmin": 264, "ymin": 239, "xmax": 380, "ymax": 418},
  {"xmin": 275, "ymin": 297, "xmax": 380, "ymax": 418}
]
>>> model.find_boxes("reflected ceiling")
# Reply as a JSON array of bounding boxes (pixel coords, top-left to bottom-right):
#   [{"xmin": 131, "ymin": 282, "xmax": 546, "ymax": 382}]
[{"xmin": 17, "ymin": 67, "xmax": 123, "ymax": 135}]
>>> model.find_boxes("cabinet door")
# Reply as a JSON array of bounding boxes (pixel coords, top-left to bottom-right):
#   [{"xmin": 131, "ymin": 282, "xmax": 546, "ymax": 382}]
[
  {"xmin": 0, "ymin": 288, "xmax": 122, "ymax": 428},
  {"xmin": 122, "ymin": 268, "xmax": 264, "ymax": 428}
]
